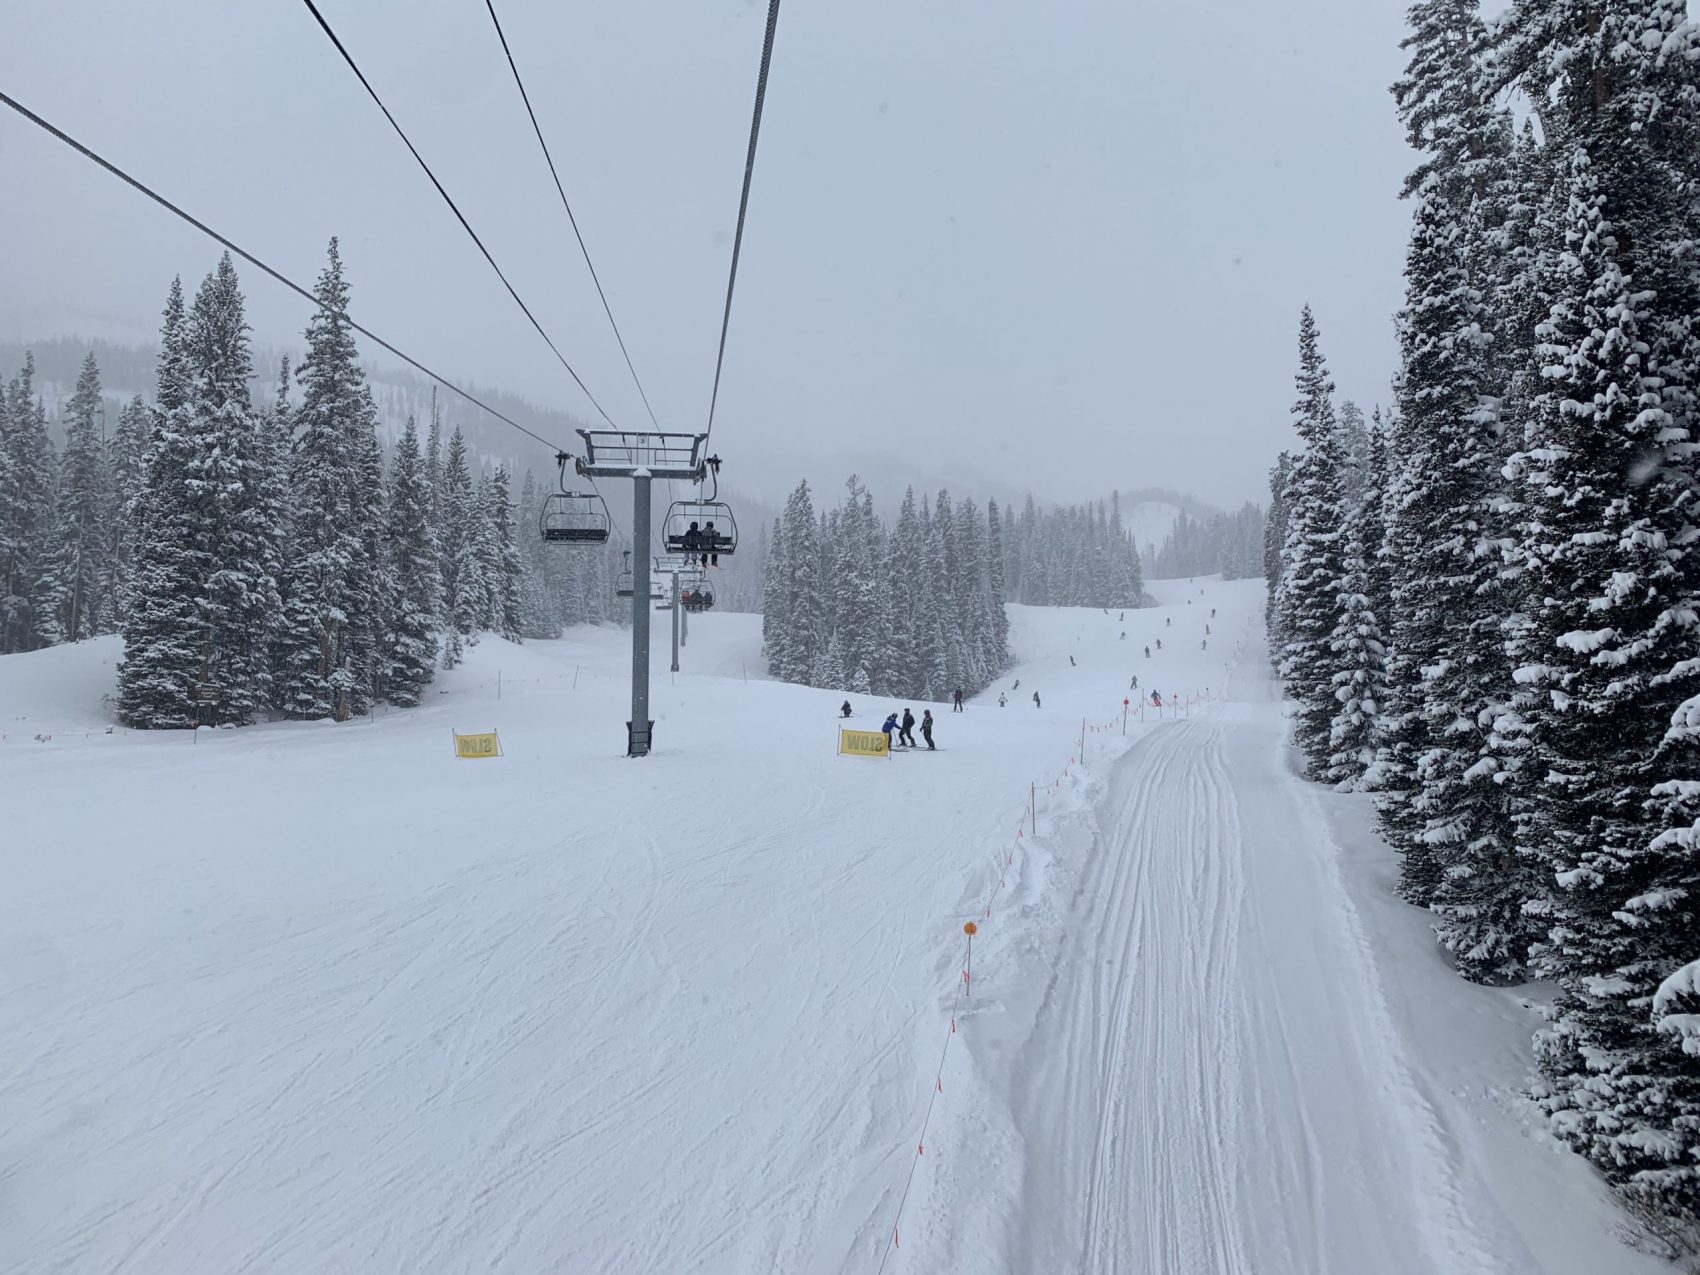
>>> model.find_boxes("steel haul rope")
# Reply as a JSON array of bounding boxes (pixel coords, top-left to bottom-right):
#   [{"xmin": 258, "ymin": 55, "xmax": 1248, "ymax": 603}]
[
  {"xmin": 299, "ymin": 0, "xmax": 620, "ymax": 429},
  {"xmin": 0, "ymin": 91, "xmax": 573, "ymax": 458},
  {"xmin": 704, "ymin": 0, "xmax": 785, "ymax": 441}
]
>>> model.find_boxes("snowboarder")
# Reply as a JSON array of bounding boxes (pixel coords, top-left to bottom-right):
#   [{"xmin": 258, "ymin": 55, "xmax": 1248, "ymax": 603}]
[
  {"xmin": 998, "ymin": 693, "xmax": 1007, "ymax": 707},
  {"xmin": 840, "ymin": 700, "xmax": 852, "ymax": 718},
  {"xmin": 881, "ymin": 713, "xmax": 900, "ymax": 747},
  {"xmin": 921, "ymin": 710, "xmax": 935, "ymax": 750},
  {"xmin": 952, "ymin": 689, "xmax": 964, "ymax": 713},
  {"xmin": 900, "ymin": 708, "xmax": 916, "ymax": 748},
  {"xmin": 1032, "ymin": 691, "xmax": 1041, "ymax": 708}
]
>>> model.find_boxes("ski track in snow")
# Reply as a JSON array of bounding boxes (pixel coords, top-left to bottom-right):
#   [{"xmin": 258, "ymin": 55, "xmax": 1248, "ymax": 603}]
[{"xmin": 0, "ymin": 581, "xmax": 1667, "ymax": 1274}]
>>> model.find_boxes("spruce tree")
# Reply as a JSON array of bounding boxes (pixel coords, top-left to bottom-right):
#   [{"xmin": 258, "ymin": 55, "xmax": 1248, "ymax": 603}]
[
  {"xmin": 438, "ymin": 426, "xmax": 482, "ymax": 666},
  {"xmin": 0, "ymin": 353, "xmax": 56, "ymax": 653},
  {"xmin": 181, "ymin": 254, "xmax": 281, "ymax": 723},
  {"xmin": 107, "ymin": 393, "xmax": 151, "ymax": 626},
  {"xmin": 275, "ymin": 239, "xmax": 373, "ymax": 720},
  {"xmin": 382, "ymin": 415, "xmax": 441, "ymax": 704},
  {"xmin": 1326, "ymin": 418, "xmax": 1389, "ymax": 788},
  {"xmin": 1277, "ymin": 306, "xmax": 1349, "ymax": 776},
  {"xmin": 117, "ymin": 279, "xmax": 202, "ymax": 727},
  {"xmin": 38, "ymin": 353, "xmax": 111, "ymax": 643}
]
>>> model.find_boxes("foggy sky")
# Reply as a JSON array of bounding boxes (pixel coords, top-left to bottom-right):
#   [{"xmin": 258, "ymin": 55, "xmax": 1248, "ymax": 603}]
[{"xmin": 4, "ymin": 0, "xmax": 1425, "ymax": 509}]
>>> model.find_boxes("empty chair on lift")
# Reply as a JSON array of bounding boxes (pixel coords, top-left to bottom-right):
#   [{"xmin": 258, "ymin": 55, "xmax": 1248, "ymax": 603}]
[{"xmin": 540, "ymin": 491, "xmax": 611, "ymax": 544}]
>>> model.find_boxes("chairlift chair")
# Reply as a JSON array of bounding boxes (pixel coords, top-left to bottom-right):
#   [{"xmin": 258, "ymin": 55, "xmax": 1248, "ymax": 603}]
[
  {"xmin": 614, "ymin": 551, "xmax": 634, "ymax": 598},
  {"xmin": 540, "ymin": 490, "xmax": 611, "ymax": 544},
  {"xmin": 663, "ymin": 500, "xmax": 738, "ymax": 559}
]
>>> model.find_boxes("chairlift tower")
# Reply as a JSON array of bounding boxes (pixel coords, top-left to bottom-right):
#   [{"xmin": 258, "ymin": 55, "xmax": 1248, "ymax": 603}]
[{"xmin": 576, "ymin": 429, "xmax": 708, "ymax": 756}]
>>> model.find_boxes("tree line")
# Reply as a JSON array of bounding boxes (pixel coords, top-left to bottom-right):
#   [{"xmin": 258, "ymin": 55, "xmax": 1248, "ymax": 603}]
[
  {"xmin": 0, "ymin": 242, "xmax": 619, "ymax": 725},
  {"xmin": 1144, "ymin": 502, "xmax": 1265, "ymax": 581},
  {"xmin": 1269, "ymin": 0, "xmax": 1699, "ymax": 1245},
  {"xmin": 762, "ymin": 478, "xmax": 1012, "ymax": 698}
]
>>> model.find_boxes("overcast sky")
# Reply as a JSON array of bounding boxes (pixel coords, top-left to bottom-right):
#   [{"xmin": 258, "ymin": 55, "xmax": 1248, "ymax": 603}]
[{"xmin": 4, "ymin": 0, "xmax": 1433, "ymax": 508}]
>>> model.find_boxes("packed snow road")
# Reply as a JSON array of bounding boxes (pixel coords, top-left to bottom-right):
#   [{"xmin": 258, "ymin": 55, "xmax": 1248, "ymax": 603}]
[{"xmin": 0, "ymin": 580, "xmax": 1663, "ymax": 1273}]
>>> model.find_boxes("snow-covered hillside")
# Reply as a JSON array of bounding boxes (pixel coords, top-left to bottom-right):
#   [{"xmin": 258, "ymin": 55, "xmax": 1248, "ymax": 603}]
[{"xmin": 0, "ymin": 581, "xmax": 1662, "ymax": 1273}]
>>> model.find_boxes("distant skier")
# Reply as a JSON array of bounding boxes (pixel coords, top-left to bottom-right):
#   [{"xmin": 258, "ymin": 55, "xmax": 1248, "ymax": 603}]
[
  {"xmin": 1144, "ymin": 645, "xmax": 1150, "ymax": 658},
  {"xmin": 999, "ymin": 693, "xmax": 1007, "ymax": 707},
  {"xmin": 1119, "ymin": 612, "xmax": 1124, "ymax": 621},
  {"xmin": 1150, "ymin": 690, "xmax": 1162, "ymax": 707},
  {"xmin": 1205, "ymin": 624, "xmax": 1211, "ymax": 635},
  {"xmin": 1012, "ymin": 679, "xmax": 1020, "ymax": 691},
  {"xmin": 900, "ymin": 708, "xmax": 917, "ymax": 748},
  {"xmin": 1069, "ymin": 655, "xmax": 1076, "ymax": 666},
  {"xmin": 953, "ymin": 688, "xmax": 965, "ymax": 713},
  {"xmin": 1130, "ymin": 674, "xmax": 1138, "ymax": 690},
  {"xmin": 882, "ymin": 712, "xmax": 901, "ymax": 747},
  {"xmin": 1032, "ymin": 691, "xmax": 1041, "ymax": 709},
  {"xmin": 1166, "ymin": 616, "xmax": 1171, "ymax": 627},
  {"xmin": 921, "ymin": 709, "xmax": 936, "ymax": 750},
  {"xmin": 840, "ymin": 700, "xmax": 852, "ymax": 718},
  {"xmin": 1156, "ymin": 638, "xmax": 1162, "ymax": 651},
  {"xmin": 1120, "ymin": 631, "xmax": 1126, "ymax": 640},
  {"xmin": 1211, "ymin": 607, "xmax": 1217, "ymax": 619},
  {"xmin": 1201, "ymin": 638, "xmax": 1207, "ymax": 650}
]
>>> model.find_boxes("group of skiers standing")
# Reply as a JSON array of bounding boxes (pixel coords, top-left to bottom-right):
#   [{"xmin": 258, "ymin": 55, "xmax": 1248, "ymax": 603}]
[{"xmin": 882, "ymin": 707, "xmax": 934, "ymax": 750}]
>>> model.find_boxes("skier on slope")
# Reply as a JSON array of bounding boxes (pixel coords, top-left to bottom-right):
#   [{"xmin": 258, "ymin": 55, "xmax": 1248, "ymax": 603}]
[
  {"xmin": 882, "ymin": 713, "xmax": 900, "ymax": 747},
  {"xmin": 1144, "ymin": 645, "xmax": 1150, "ymax": 658},
  {"xmin": 921, "ymin": 710, "xmax": 936, "ymax": 750},
  {"xmin": 999, "ymin": 693, "xmax": 1007, "ymax": 707},
  {"xmin": 952, "ymin": 688, "xmax": 965, "ymax": 713},
  {"xmin": 1032, "ymin": 691, "xmax": 1042, "ymax": 708},
  {"xmin": 900, "ymin": 708, "xmax": 917, "ymax": 748},
  {"xmin": 840, "ymin": 700, "xmax": 852, "ymax": 718}
]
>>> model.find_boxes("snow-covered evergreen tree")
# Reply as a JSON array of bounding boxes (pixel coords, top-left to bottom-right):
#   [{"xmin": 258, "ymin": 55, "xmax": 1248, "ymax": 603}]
[
  {"xmin": 275, "ymin": 239, "xmax": 375, "ymax": 721},
  {"xmin": 1326, "ymin": 417, "xmax": 1389, "ymax": 787},
  {"xmin": 438, "ymin": 426, "xmax": 482, "ymax": 667},
  {"xmin": 1277, "ymin": 306, "xmax": 1349, "ymax": 776},
  {"xmin": 1492, "ymin": 1, "xmax": 1700, "ymax": 1223},
  {"xmin": 0, "ymin": 353, "xmax": 56, "ymax": 653},
  {"xmin": 37, "ymin": 353, "xmax": 111, "ymax": 643},
  {"xmin": 382, "ymin": 415, "xmax": 440, "ymax": 704},
  {"xmin": 117, "ymin": 279, "xmax": 201, "ymax": 727}
]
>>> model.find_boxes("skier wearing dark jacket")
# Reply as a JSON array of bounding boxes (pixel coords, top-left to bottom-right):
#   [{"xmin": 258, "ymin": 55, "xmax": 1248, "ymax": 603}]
[
  {"xmin": 921, "ymin": 710, "xmax": 935, "ymax": 750},
  {"xmin": 900, "ymin": 709, "xmax": 916, "ymax": 748}
]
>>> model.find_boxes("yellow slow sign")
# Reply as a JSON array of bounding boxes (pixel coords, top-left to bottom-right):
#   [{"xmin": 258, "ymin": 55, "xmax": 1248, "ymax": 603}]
[
  {"xmin": 453, "ymin": 730, "xmax": 502, "ymax": 759},
  {"xmin": 838, "ymin": 728, "xmax": 890, "ymax": 758}
]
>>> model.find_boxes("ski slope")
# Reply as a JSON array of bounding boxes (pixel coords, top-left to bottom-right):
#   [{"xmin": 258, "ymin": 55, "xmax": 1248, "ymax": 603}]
[{"xmin": 0, "ymin": 582, "xmax": 1665, "ymax": 1273}]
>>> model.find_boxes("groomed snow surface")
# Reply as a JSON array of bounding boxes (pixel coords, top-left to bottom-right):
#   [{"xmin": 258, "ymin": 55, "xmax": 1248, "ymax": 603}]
[{"xmin": 0, "ymin": 579, "xmax": 1670, "ymax": 1274}]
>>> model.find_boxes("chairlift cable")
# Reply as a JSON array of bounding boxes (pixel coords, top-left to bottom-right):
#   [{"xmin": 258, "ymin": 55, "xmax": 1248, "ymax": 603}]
[
  {"xmin": 0, "ymin": 90, "xmax": 572, "ymax": 459},
  {"xmin": 298, "ymin": 0, "xmax": 620, "ymax": 429},
  {"xmin": 704, "ymin": 0, "xmax": 784, "ymax": 442},
  {"xmin": 483, "ymin": 0, "xmax": 660, "ymax": 432}
]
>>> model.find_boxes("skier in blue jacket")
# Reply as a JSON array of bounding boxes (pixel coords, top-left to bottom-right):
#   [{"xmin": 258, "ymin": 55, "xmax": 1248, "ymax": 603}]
[{"xmin": 881, "ymin": 713, "xmax": 900, "ymax": 746}]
